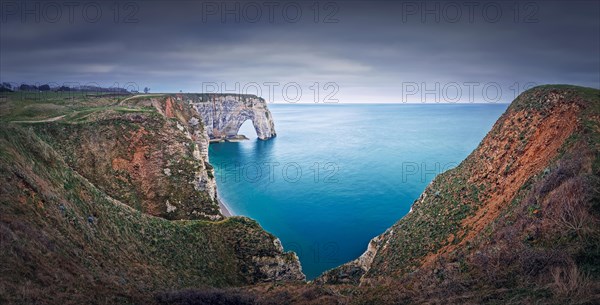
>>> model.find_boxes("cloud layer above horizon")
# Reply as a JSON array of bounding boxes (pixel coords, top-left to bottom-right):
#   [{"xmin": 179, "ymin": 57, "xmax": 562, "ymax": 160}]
[{"xmin": 1, "ymin": 0, "xmax": 598, "ymax": 103}]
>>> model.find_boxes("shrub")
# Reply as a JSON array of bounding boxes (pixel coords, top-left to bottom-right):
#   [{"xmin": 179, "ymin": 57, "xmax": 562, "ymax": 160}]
[{"xmin": 550, "ymin": 264, "xmax": 596, "ymax": 301}]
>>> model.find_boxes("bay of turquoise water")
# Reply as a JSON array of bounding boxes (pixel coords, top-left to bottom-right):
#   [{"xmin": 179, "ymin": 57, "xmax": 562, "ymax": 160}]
[{"xmin": 208, "ymin": 103, "xmax": 507, "ymax": 279}]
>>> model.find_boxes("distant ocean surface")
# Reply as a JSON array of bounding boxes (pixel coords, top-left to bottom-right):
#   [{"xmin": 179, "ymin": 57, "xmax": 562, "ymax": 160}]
[{"xmin": 209, "ymin": 103, "xmax": 508, "ymax": 279}]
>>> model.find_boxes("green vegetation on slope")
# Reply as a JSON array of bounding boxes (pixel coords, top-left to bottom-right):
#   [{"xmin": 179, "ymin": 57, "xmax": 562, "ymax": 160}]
[
  {"xmin": 0, "ymin": 94, "xmax": 303, "ymax": 305},
  {"xmin": 31, "ymin": 110, "xmax": 220, "ymax": 220}
]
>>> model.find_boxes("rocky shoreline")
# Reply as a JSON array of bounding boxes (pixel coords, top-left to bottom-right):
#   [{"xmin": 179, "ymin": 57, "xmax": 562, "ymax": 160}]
[{"xmin": 218, "ymin": 197, "xmax": 233, "ymax": 217}]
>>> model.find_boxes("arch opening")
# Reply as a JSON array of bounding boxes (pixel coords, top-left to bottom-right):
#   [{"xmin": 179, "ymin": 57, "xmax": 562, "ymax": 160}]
[{"xmin": 237, "ymin": 119, "xmax": 258, "ymax": 139}]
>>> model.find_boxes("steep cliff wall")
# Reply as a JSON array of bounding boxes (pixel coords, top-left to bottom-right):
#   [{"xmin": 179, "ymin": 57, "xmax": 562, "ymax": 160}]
[
  {"xmin": 33, "ymin": 96, "xmax": 220, "ymax": 221},
  {"xmin": 192, "ymin": 94, "xmax": 276, "ymax": 140}
]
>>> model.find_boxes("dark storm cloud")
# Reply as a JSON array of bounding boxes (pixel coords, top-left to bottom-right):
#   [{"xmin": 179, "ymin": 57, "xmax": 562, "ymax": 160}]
[{"xmin": 1, "ymin": 0, "xmax": 598, "ymax": 103}]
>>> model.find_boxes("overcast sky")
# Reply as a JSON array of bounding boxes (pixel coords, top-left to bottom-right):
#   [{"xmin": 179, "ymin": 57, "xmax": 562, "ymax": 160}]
[{"xmin": 1, "ymin": 0, "xmax": 598, "ymax": 103}]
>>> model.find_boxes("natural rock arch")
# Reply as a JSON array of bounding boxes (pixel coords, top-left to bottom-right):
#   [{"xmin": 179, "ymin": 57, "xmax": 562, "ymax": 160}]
[{"xmin": 193, "ymin": 94, "xmax": 276, "ymax": 140}]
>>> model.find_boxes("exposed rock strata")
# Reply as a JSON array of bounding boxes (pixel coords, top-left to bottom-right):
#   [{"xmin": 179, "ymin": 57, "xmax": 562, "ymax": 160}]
[{"xmin": 192, "ymin": 94, "xmax": 276, "ymax": 140}]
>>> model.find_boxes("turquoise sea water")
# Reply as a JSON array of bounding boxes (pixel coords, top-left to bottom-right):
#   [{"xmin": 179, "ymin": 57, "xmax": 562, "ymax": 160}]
[{"xmin": 208, "ymin": 104, "xmax": 508, "ymax": 279}]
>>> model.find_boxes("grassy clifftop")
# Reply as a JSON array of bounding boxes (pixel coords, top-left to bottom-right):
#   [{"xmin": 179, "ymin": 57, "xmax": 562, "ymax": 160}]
[{"xmin": 0, "ymin": 93, "xmax": 304, "ymax": 304}]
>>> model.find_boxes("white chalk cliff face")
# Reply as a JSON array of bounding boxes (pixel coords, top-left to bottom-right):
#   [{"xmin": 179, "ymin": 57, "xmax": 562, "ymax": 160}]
[{"xmin": 193, "ymin": 95, "xmax": 276, "ymax": 140}]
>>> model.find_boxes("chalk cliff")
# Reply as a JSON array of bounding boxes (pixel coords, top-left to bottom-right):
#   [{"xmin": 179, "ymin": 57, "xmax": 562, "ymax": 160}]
[{"xmin": 192, "ymin": 94, "xmax": 277, "ymax": 140}]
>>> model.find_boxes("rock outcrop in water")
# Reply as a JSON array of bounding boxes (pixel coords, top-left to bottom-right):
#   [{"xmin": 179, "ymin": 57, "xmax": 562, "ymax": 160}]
[{"xmin": 192, "ymin": 94, "xmax": 276, "ymax": 140}]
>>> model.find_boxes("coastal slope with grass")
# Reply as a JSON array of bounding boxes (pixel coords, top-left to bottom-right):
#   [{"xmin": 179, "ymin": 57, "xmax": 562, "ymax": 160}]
[
  {"xmin": 311, "ymin": 85, "xmax": 600, "ymax": 303},
  {"xmin": 0, "ymin": 92, "xmax": 303, "ymax": 304}
]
